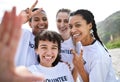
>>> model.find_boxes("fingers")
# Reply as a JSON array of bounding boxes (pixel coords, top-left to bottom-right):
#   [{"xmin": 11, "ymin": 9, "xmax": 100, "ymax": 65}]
[
  {"xmin": 71, "ymin": 49, "xmax": 77, "ymax": 56},
  {"xmin": 19, "ymin": 0, "xmax": 41, "ymax": 24},
  {"xmin": 0, "ymin": 11, "xmax": 7, "ymax": 41},
  {"xmin": 8, "ymin": 7, "xmax": 22, "ymax": 68},
  {"xmin": 7, "ymin": 7, "xmax": 16, "ymax": 45},
  {"xmin": 79, "ymin": 49, "xmax": 83, "ymax": 58},
  {"xmin": 30, "ymin": 0, "xmax": 38, "ymax": 11},
  {"xmin": 31, "ymin": 8, "xmax": 43, "ymax": 16}
]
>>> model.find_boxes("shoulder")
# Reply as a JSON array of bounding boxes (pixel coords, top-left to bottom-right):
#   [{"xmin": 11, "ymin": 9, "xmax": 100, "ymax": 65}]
[
  {"xmin": 22, "ymin": 28, "xmax": 32, "ymax": 35},
  {"xmin": 27, "ymin": 65, "xmax": 38, "ymax": 70},
  {"xmin": 58, "ymin": 62, "xmax": 71, "ymax": 70}
]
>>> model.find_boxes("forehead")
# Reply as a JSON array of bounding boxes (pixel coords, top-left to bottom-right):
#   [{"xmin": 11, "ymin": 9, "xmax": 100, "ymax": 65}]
[
  {"xmin": 69, "ymin": 15, "xmax": 84, "ymax": 23},
  {"xmin": 32, "ymin": 12, "xmax": 47, "ymax": 18},
  {"xmin": 57, "ymin": 12, "xmax": 69, "ymax": 19},
  {"xmin": 39, "ymin": 40, "xmax": 58, "ymax": 46}
]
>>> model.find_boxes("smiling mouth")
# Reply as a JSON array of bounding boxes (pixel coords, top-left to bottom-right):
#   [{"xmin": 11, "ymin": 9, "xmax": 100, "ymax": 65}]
[
  {"xmin": 60, "ymin": 27, "xmax": 67, "ymax": 32},
  {"xmin": 43, "ymin": 56, "xmax": 54, "ymax": 61},
  {"xmin": 73, "ymin": 34, "xmax": 80, "ymax": 38}
]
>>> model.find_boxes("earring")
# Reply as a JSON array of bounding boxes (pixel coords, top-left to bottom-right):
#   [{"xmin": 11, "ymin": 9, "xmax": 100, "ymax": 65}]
[
  {"xmin": 90, "ymin": 29, "xmax": 93, "ymax": 34},
  {"xmin": 90, "ymin": 29, "xmax": 94, "ymax": 38}
]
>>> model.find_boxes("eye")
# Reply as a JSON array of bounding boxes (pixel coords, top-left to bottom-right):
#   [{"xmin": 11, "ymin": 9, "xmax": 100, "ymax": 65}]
[
  {"xmin": 57, "ymin": 19, "xmax": 61, "ymax": 23},
  {"xmin": 75, "ymin": 23, "xmax": 81, "ymax": 28},
  {"xmin": 52, "ymin": 47, "xmax": 58, "ymax": 49},
  {"xmin": 42, "ymin": 17, "xmax": 47, "ymax": 21},
  {"xmin": 34, "ymin": 18, "xmax": 40, "ymax": 21},
  {"xmin": 41, "ymin": 47, "xmax": 47, "ymax": 49}
]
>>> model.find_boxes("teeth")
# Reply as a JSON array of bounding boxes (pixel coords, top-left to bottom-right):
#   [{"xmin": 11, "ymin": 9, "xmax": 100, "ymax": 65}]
[
  {"xmin": 44, "ymin": 56, "xmax": 52, "ymax": 59},
  {"xmin": 38, "ymin": 26, "xmax": 44, "ymax": 29},
  {"xmin": 73, "ymin": 34, "xmax": 79, "ymax": 37}
]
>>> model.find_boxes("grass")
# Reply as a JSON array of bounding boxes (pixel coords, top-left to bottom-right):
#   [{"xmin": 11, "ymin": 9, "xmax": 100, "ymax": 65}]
[{"xmin": 105, "ymin": 38, "xmax": 120, "ymax": 49}]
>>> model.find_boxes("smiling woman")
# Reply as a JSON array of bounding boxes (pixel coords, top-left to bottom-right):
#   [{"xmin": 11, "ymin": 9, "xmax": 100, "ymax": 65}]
[{"xmin": 16, "ymin": 30, "xmax": 75, "ymax": 82}]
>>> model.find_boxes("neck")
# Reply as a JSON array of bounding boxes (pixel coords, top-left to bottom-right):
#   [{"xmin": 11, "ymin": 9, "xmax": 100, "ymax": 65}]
[
  {"xmin": 82, "ymin": 35, "xmax": 95, "ymax": 46},
  {"xmin": 40, "ymin": 63, "xmax": 52, "ymax": 67}
]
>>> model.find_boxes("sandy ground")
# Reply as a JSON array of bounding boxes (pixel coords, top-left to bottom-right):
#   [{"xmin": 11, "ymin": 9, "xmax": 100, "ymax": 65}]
[{"xmin": 109, "ymin": 48, "xmax": 120, "ymax": 79}]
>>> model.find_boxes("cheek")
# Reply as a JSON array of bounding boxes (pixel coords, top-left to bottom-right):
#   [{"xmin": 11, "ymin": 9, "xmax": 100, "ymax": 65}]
[
  {"xmin": 53, "ymin": 50, "xmax": 58, "ymax": 57},
  {"xmin": 37, "ymin": 50, "xmax": 44, "ymax": 55}
]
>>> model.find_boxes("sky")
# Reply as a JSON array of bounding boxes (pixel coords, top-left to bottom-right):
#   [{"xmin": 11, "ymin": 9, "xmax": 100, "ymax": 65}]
[{"xmin": 0, "ymin": 0, "xmax": 120, "ymax": 31}]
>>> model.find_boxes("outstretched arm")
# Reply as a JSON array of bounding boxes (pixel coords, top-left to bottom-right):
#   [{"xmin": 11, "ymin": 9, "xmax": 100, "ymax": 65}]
[{"xmin": 0, "ymin": 7, "xmax": 44, "ymax": 82}]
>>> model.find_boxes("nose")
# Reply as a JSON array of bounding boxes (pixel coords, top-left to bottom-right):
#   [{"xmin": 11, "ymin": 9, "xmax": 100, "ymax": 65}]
[
  {"xmin": 70, "ymin": 27, "xmax": 76, "ymax": 36},
  {"xmin": 60, "ymin": 21, "xmax": 65, "ymax": 27},
  {"xmin": 37, "ymin": 21, "xmax": 45, "ymax": 29},
  {"xmin": 46, "ymin": 49, "xmax": 53, "ymax": 55},
  {"xmin": 38, "ymin": 19, "xmax": 45, "ymax": 26}
]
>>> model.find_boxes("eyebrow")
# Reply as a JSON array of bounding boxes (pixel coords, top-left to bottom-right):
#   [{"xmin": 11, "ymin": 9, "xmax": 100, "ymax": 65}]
[
  {"xmin": 39, "ymin": 44, "xmax": 47, "ymax": 47},
  {"xmin": 39, "ymin": 44, "xmax": 58, "ymax": 47},
  {"xmin": 75, "ymin": 21, "xmax": 81, "ymax": 24}
]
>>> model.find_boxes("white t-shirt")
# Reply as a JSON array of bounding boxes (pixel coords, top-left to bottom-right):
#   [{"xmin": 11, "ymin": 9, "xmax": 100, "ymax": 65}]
[
  {"xmin": 28, "ymin": 62, "xmax": 74, "ymax": 82},
  {"xmin": 15, "ymin": 28, "xmax": 38, "ymax": 66},
  {"xmin": 82, "ymin": 40, "xmax": 117, "ymax": 82},
  {"xmin": 60, "ymin": 37, "xmax": 82, "ymax": 70}
]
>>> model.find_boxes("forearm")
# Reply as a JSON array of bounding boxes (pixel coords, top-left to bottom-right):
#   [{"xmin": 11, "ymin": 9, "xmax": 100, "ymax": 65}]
[
  {"xmin": 77, "ymin": 66, "xmax": 89, "ymax": 82},
  {"xmin": 72, "ymin": 67, "xmax": 78, "ymax": 82}
]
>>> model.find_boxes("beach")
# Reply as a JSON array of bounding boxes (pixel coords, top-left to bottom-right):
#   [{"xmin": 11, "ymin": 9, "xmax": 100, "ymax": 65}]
[{"xmin": 109, "ymin": 48, "xmax": 120, "ymax": 79}]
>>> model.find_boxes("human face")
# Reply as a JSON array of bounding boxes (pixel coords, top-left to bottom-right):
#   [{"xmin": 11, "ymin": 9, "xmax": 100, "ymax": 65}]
[
  {"xmin": 29, "ymin": 12, "xmax": 48, "ymax": 35},
  {"xmin": 56, "ymin": 12, "xmax": 70, "ymax": 36},
  {"xmin": 69, "ymin": 15, "xmax": 92, "ymax": 45},
  {"xmin": 36, "ymin": 40, "xmax": 58, "ymax": 67}
]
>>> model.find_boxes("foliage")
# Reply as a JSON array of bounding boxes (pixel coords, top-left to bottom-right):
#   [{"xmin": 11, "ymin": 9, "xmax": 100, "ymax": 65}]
[{"xmin": 105, "ymin": 38, "xmax": 120, "ymax": 49}]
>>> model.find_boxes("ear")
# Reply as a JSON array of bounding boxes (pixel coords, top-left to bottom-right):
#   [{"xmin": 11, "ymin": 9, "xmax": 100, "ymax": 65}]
[{"xmin": 88, "ymin": 23, "xmax": 92, "ymax": 30}]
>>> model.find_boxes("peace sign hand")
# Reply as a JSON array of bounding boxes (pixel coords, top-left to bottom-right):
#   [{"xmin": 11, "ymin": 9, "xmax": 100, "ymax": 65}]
[
  {"xmin": 71, "ymin": 49, "xmax": 89, "ymax": 82},
  {"xmin": 71, "ymin": 49, "xmax": 84, "ymax": 69},
  {"xmin": 19, "ymin": 0, "xmax": 43, "ymax": 24}
]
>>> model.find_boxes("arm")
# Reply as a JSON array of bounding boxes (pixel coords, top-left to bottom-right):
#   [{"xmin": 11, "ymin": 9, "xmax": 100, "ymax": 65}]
[
  {"xmin": 0, "ymin": 7, "xmax": 44, "ymax": 82},
  {"xmin": 71, "ymin": 49, "xmax": 89, "ymax": 82},
  {"xmin": 72, "ymin": 67, "xmax": 78, "ymax": 82}
]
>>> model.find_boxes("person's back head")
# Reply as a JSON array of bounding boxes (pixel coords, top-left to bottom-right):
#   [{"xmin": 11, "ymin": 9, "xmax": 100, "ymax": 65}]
[
  {"xmin": 34, "ymin": 30, "xmax": 64, "ymax": 67},
  {"xmin": 56, "ymin": 8, "xmax": 71, "ymax": 39},
  {"xmin": 29, "ymin": 8, "xmax": 48, "ymax": 35}
]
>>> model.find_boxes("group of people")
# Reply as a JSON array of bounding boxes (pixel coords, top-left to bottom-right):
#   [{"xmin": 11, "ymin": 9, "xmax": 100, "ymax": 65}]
[{"xmin": 0, "ymin": 0, "xmax": 118, "ymax": 82}]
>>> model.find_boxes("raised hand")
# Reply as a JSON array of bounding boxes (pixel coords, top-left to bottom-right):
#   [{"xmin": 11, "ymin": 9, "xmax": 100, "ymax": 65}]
[
  {"xmin": 71, "ymin": 49, "xmax": 84, "ymax": 68},
  {"xmin": 71, "ymin": 49, "xmax": 89, "ymax": 82},
  {"xmin": 19, "ymin": 0, "xmax": 42, "ymax": 24},
  {"xmin": 0, "ymin": 7, "xmax": 44, "ymax": 82}
]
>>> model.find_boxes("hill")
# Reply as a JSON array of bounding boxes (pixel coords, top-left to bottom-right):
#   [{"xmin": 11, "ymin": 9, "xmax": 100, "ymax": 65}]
[{"xmin": 97, "ymin": 10, "xmax": 120, "ymax": 44}]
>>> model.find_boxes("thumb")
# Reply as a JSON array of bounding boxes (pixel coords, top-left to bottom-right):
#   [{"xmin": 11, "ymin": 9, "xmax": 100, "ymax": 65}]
[
  {"xmin": 71, "ymin": 49, "xmax": 77, "ymax": 56},
  {"xmin": 79, "ymin": 49, "xmax": 83, "ymax": 58}
]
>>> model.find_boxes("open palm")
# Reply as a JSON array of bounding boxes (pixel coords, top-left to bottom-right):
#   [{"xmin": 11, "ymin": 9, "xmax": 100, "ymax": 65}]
[{"xmin": 0, "ymin": 7, "xmax": 44, "ymax": 82}]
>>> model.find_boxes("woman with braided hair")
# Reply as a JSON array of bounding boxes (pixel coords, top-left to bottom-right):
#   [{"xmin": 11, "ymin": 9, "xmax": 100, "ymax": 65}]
[{"xmin": 69, "ymin": 9, "xmax": 117, "ymax": 82}]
